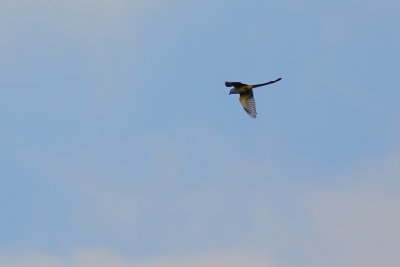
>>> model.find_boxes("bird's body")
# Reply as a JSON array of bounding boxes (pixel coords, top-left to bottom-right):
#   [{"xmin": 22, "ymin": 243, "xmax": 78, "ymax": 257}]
[{"xmin": 225, "ymin": 78, "xmax": 282, "ymax": 118}]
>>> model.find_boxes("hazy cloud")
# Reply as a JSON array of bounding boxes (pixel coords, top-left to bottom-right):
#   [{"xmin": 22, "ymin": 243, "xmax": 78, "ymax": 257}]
[
  {"xmin": 309, "ymin": 188, "xmax": 400, "ymax": 267},
  {"xmin": 2, "ymin": 0, "xmax": 399, "ymax": 265},
  {"xmin": 0, "ymin": 249, "xmax": 283, "ymax": 267},
  {"xmin": 304, "ymin": 152, "xmax": 400, "ymax": 267},
  {"xmin": 13, "ymin": 129, "xmax": 400, "ymax": 267}
]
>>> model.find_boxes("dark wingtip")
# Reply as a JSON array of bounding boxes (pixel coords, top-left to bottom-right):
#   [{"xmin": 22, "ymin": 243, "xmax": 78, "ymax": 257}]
[{"xmin": 248, "ymin": 113, "xmax": 257, "ymax": 119}]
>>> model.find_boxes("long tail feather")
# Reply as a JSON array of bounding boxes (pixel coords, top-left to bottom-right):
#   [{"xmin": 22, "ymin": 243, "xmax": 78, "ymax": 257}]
[{"xmin": 252, "ymin": 78, "xmax": 282, "ymax": 88}]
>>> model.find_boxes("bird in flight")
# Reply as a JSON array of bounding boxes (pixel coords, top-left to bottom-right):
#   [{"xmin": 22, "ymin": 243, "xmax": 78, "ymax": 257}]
[{"xmin": 225, "ymin": 78, "xmax": 282, "ymax": 118}]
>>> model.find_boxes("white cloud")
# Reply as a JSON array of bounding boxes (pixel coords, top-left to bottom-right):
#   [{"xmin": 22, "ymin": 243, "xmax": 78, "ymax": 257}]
[
  {"xmin": 14, "ymin": 126, "xmax": 308, "ymax": 260},
  {"xmin": 0, "ymin": 0, "xmax": 160, "ymax": 61},
  {"xmin": 13, "ymin": 130, "xmax": 400, "ymax": 267},
  {"xmin": 303, "ymin": 153, "xmax": 400, "ymax": 267},
  {"xmin": 0, "ymin": 249, "xmax": 282, "ymax": 267},
  {"xmin": 0, "ymin": 0, "xmax": 147, "ymax": 21},
  {"xmin": 309, "ymin": 189, "xmax": 400, "ymax": 267}
]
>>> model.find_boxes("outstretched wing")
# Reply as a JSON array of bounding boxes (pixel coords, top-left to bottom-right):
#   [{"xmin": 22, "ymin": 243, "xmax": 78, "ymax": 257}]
[
  {"xmin": 225, "ymin": 81, "xmax": 246, "ymax": 88},
  {"xmin": 239, "ymin": 91, "xmax": 257, "ymax": 118}
]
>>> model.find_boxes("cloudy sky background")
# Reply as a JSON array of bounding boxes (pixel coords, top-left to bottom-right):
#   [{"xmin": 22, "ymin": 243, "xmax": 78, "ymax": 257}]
[{"xmin": 1, "ymin": 0, "xmax": 399, "ymax": 266}]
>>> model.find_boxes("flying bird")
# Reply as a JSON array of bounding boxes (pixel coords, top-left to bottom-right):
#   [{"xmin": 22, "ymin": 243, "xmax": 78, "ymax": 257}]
[{"xmin": 225, "ymin": 78, "xmax": 282, "ymax": 118}]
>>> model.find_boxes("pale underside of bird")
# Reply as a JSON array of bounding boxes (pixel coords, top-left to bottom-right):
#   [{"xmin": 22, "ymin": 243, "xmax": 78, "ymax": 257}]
[{"xmin": 225, "ymin": 78, "xmax": 282, "ymax": 118}]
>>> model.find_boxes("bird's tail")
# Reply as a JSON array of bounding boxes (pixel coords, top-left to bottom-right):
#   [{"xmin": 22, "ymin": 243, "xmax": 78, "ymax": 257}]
[{"xmin": 252, "ymin": 78, "xmax": 282, "ymax": 88}]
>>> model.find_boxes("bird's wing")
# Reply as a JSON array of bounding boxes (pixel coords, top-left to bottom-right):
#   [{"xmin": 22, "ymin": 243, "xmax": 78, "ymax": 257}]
[
  {"xmin": 225, "ymin": 81, "xmax": 246, "ymax": 87},
  {"xmin": 239, "ymin": 91, "xmax": 257, "ymax": 118}
]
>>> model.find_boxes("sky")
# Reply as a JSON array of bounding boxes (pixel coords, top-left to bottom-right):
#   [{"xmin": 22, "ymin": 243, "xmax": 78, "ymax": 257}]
[{"xmin": 1, "ymin": 0, "xmax": 400, "ymax": 266}]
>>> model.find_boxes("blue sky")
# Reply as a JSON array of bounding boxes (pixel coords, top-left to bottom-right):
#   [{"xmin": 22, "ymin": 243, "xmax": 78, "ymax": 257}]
[{"xmin": 1, "ymin": 0, "xmax": 400, "ymax": 266}]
